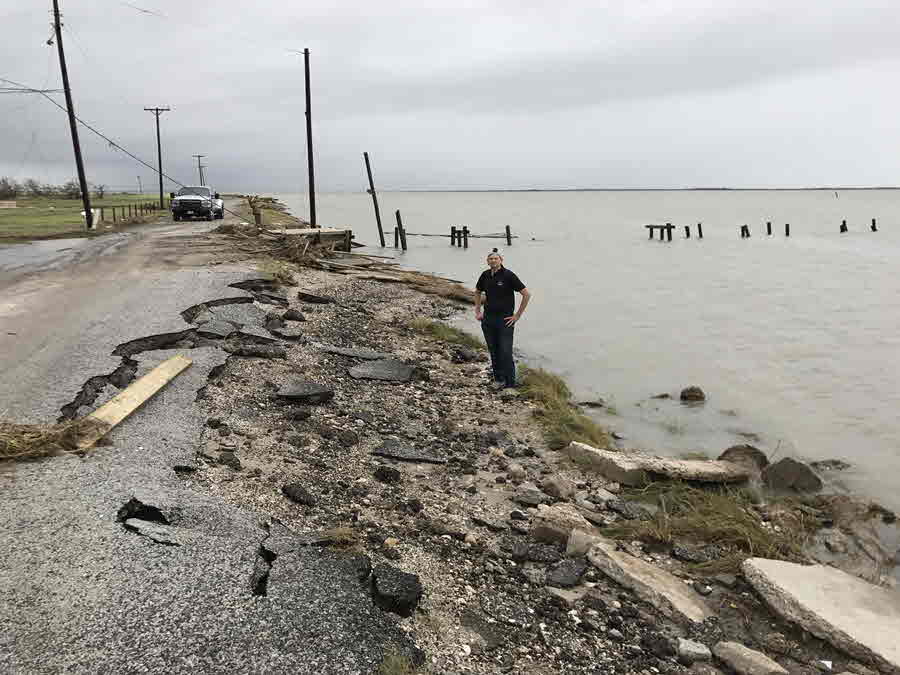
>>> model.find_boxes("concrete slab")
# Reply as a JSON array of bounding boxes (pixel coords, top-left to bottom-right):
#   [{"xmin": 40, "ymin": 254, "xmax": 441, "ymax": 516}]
[
  {"xmin": 742, "ymin": 558, "xmax": 900, "ymax": 674},
  {"xmin": 565, "ymin": 442, "xmax": 751, "ymax": 486},
  {"xmin": 587, "ymin": 537, "xmax": 713, "ymax": 624},
  {"xmin": 712, "ymin": 642, "xmax": 788, "ymax": 675}
]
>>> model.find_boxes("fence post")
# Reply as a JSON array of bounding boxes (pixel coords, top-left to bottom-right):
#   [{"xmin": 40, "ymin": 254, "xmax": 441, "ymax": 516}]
[
  {"xmin": 785, "ymin": 223, "xmax": 790, "ymax": 237},
  {"xmin": 684, "ymin": 225, "xmax": 690, "ymax": 238},
  {"xmin": 462, "ymin": 226, "xmax": 469, "ymax": 249},
  {"xmin": 697, "ymin": 222, "xmax": 703, "ymax": 239},
  {"xmin": 394, "ymin": 227, "xmax": 399, "ymax": 248},
  {"xmin": 766, "ymin": 221, "xmax": 772, "ymax": 236},
  {"xmin": 505, "ymin": 225, "xmax": 512, "ymax": 246},
  {"xmin": 871, "ymin": 218, "xmax": 878, "ymax": 232},
  {"xmin": 451, "ymin": 225, "xmax": 457, "ymax": 246}
]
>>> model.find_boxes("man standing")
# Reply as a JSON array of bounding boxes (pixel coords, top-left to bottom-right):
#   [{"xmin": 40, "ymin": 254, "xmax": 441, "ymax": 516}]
[{"xmin": 475, "ymin": 248, "xmax": 531, "ymax": 390}]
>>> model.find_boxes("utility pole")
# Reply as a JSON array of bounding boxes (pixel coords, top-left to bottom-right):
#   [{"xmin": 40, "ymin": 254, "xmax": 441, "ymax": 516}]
[
  {"xmin": 52, "ymin": 0, "xmax": 93, "ymax": 229},
  {"xmin": 144, "ymin": 106, "xmax": 170, "ymax": 209},
  {"xmin": 304, "ymin": 48, "xmax": 317, "ymax": 227},
  {"xmin": 193, "ymin": 154, "xmax": 205, "ymax": 185},
  {"xmin": 137, "ymin": 175, "xmax": 142, "ymax": 194}
]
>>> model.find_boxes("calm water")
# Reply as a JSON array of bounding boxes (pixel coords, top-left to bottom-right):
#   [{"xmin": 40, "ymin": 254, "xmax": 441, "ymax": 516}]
[{"xmin": 280, "ymin": 190, "xmax": 900, "ymax": 513}]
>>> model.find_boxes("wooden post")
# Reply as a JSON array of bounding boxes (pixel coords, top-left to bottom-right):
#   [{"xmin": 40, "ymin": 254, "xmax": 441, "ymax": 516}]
[
  {"xmin": 785, "ymin": 223, "xmax": 790, "ymax": 237},
  {"xmin": 505, "ymin": 225, "xmax": 512, "ymax": 246},
  {"xmin": 648, "ymin": 226, "xmax": 654, "ymax": 240},
  {"xmin": 363, "ymin": 152, "xmax": 385, "ymax": 247},
  {"xmin": 766, "ymin": 221, "xmax": 772, "ymax": 236},
  {"xmin": 395, "ymin": 210, "xmax": 407, "ymax": 251},
  {"xmin": 840, "ymin": 219, "xmax": 848, "ymax": 233},
  {"xmin": 684, "ymin": 225, "xmax": 690, "ymax": 238},
  {"xmin": 462, "ymin": 225, "xmax": 469, "ymax": 249},
  {"xmin": 393, "ymin": 227, "xmax": 399, "ymax": 248},
  {"xmin": 343, "ymin": 230, "xmax": 352, "ymax": 252},
  {"xmin": 99, "ymin": 207, "xmax": 104, "ymax": 222},
  {"xmin": 666, "ymin": 224, "xmax": 673, "ymax": 241},
  {"xmin": 697, "ymin": 222, "xmax": 703, "ymax": 239},
  {"xmin": 112, "ymin": 206, "xmax": 117, "ymax": 223},
  {"xmin": 871, "ymin": 218, "xmax": 878, "ymax": 232},
  {"xmin": 451, "ymin": 225, "xmax": 457, "ymax": 246}
]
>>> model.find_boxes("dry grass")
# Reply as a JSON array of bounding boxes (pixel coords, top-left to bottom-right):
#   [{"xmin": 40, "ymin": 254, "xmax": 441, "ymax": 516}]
[
  {"xmin": 0, "ymin": 418, "xmax": 104, "ymax": 462},
  {"xmin": 409, "ymin": 318, "xmax": 484, "ymax": 350},
  {"xmin": 604, "ymin": 482, "xmax": 817, "ymax": 573},
  {"xmin": 520, "ymin": 367, "xmax": 613, "ymax": 450},
  {"xmin": 377, "ymin": 650, "xmax": 418, "ymax": 675}
]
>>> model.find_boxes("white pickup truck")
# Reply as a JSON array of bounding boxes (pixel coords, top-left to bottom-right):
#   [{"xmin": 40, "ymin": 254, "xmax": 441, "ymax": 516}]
[{"xmin": 170, "ymin": 186, "xmax": 224, "ymax": 221}]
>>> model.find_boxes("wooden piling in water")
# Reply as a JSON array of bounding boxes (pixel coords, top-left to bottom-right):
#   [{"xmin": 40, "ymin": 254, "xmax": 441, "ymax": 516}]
[
  {"xmin": 684, "ymin": 225, "xmax": 690, "ymax": 238},
  {"xmin": 785, "ymin": 223, "xmax": 790, "ymax": 237},
  {"xmin": 450, "ymin": 225, "xmax": 457, "ymax": 246},
  {"xmin": 871, "ymin": 218, "xmax": 878, "ymax": 232},
  {"xmin": 665, "ymin": 223, "xmax": 672, "ymax": 242},
  {"xmin": 363, "ymin": 152, "xmax": 386, "ymax": 247},
  {"xmin": 505, "ymin": 225, "xmax": 512, "ymax": 246},
  {"xmin": 766, "ymin": 221, "xmax": 772, "ymax": 236},
  {"xmin": 840, "ymin": 219, "xmax": 848, "ymax": 233},
  {"xmin": 462, "ymin": 225, "xmax": 469, "ymax": 249},
  {"xmin": 395, "ymin": 210, "xmax": 407, "ymax": 251},
  {"xmin": 697, "ymin": 222, "xmax": 703, "ymax": 239}
]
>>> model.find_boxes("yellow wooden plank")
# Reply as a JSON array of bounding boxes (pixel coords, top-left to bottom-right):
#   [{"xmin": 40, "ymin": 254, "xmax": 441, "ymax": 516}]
[{"xmin": 76, "ymin": 355, "xmax": 192, "ymax": 448}]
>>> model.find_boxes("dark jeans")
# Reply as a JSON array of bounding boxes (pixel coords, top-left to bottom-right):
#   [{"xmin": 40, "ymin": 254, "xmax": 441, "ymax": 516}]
[{"xmin": 481, "ymin": 314, "xmax": 516, "ymax": 387}]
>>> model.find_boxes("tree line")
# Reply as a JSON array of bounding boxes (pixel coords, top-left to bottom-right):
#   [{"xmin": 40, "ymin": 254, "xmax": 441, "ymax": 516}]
[{"xmin": 0, "ymin": 177, "xmax": 108, "ymax": 200}]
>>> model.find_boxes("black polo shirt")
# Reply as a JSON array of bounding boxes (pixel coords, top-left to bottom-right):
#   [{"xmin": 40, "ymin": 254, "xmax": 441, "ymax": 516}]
[{"xmin": 476, "ymin": 266, "xmax": 526, "ymax": 317}]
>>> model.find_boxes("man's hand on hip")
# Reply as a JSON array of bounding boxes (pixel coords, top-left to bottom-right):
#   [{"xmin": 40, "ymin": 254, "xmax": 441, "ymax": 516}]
[{"xmin": 504, "ymin": 315, "xmax": 519, "ymax": 327}]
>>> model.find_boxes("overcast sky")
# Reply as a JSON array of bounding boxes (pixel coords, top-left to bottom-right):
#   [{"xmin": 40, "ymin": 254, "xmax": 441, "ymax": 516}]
[{"xmin": 2, "ymin": 0, "xmax": 900, "ymax": 192}]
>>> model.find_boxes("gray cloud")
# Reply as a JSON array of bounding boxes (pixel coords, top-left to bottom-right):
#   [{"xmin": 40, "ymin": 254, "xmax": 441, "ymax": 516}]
[{"xmin": 2, "ymin": 1, "xmax": 900, "ymax": 192}]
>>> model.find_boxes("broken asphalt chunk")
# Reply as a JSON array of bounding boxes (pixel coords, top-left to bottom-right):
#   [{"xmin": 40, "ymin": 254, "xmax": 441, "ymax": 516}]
[
  {"xmin": 282, "ymin": 309, "xmax": 306, "ymax": 322},
  {"xmin": 348, "ymin": 359, "xmax": 414, "ymax": 382},
  {"xmin": 371, "ymin": 439, "xmax": 446, "ymax": 464},
  {"xmin": 123, "ymin": 518, "xmax": 182, "ymax": 546},
  {"xmin": 196, "ymin": 320, "xmax": 236, "ymax": 339},
  {"xmin": 297, "ymin": 291, "xmax": 334, "ymax": 304},
  {"xmin": 371, "ymin": 563, "xmax": 423, "ymax": 617},
  {"xmin": 276, "ymin": 381, "xmax": 334, "ymax": 405}
]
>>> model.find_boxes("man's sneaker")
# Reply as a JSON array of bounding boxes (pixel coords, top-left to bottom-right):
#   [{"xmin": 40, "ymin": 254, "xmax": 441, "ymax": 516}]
[{"xmin": 489, "ymin": 381, "xmax": 505, "ymax": 391}]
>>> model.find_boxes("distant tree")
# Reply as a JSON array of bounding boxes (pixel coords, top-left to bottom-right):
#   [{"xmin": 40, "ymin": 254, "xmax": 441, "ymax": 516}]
[
  {"xmin": 23, "ymin": 178, "xmax": 43, "ymax": 197},
  {"xmin": 60, "ymin": 180, "xmax": 81, "ymax": 199},
  {"xmin": 0, "ymin": 177, "xmax": 19, "ymax": 200},
  {"xmin": 93, "ymin": 184, "xmax": 107, "ymax": 199}
]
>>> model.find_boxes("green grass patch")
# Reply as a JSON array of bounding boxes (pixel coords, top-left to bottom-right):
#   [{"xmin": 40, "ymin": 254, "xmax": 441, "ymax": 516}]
[
  {"xmin": 520, "ymin": 366, "xmax": 612, "ymax": 450},
  {"xmin": 604, "ymin": 482, "xmax": 817, "ymax": 573},
  {"xmin": 409, "ymin": 318, "xmax": 484, "ymax": 350},
  {"xmin": 0, "ymin": 193, "xmax": 163, "ymax": 241}
]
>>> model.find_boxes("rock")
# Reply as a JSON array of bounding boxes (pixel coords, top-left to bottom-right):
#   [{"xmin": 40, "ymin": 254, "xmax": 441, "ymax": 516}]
[
  {"xmin": 371, "ymin": 564, "xmax": 423, "ymax": 617},
  {"xmin": 531, "ymin": 503, "xmax": 595, "ymax": 545},
  {"xmin": 510, "ymin": 541, "xmax": 563, "ymax": 564},
  {"xmin": 231, "ymin": 344, "xmax": 287, "ymax": 359},
  {"xmin": 264, "ymin": 311, "xmax": 285, "ymax": 330},
  {"xmin": 672, "ymin": 544, "xmax": 722, "ymax": 564},
  {"xmin": 810, "ymin": 459, "xmax": 852, "ymax": 472},
  {"xmin": 297, "ymin": 291, "xmax": 334, "ymax": 304},
  {"xmin": 579, "ymin": 398, "xmax": 606, "ymax": 408},
  {"xmin": 196, "ymin": 320, "xmax": 236, "ymax": 339},
  {"xmin": 348, "ymin": 359, "xmax": 414, "ymax": 382},
  {"xmin": 651, "ymin": 392, "xmax": 672, "ymax": 399},
  {"xmin": 191, "ymin": 307, "xmax": 215, "ymax": 325},
  {"xmin": 276, "ymin": 381, "xmax": 335, "ymax": 405},
  {"xmin": 509, "ymin": 510, "xmax": 528, "ymax": 521},
  {"xmin": 542, "ymin": 475, "xmax": 576, "ymax": 500},
  {"xmin": 566, "ymin": 530, "xmax": 603, "ymax": 557},
  {"xmin": 607, "ymin": 498, "xmax": 652, "ymax": 521},
  {"xmin": 371, "ymin": 439, "xmax": 446, "ymax": 464},
  {"xmin": 643, "ymin": 632, "xmax": 677, "ymax": 658},
  {"xmin": 281, "ymin": 483, "xmax": 317, "ymax": 506},
  {"xmin": 689, "ymin": 666, "xmax": 725, "ymax": 675},
  {"xmin": 546, "ymin": 557, "xmax": 589, "ymax": 587},
  {"xmin": 218, "ymin": 451, "xmax": 242, "ymax": 470},
  {"xmin": 712, "ymin": 642, "xmax": 788, "ymax": 675},
  {"xmin": 123, "ymin": 518, "xmax": 182, "ymax": 546},
  {"xmin": 450, "ymin": 347, "xmax": 479, "ymax": 363},
  {"xmin": 678, "ymin": 638, "xmax": 712, "ymax": 665},
  {"xmin": 319, "ymin": 344, "xmax": 392, "ymax": 360},
  {"xmin": 718, "ymin": 444, "xmax": 770, "ymax": 472},
  {"xmin": 268, "ymin": 325, "xmax": 305, "ymax": 341},
  {"xmin": 742, "ymin": 558, "xmax": 900, "ymax": 674},
  {"xmin": 507, "ymin": 462, "xmax": 527, "ymax": 481},
  {"xmin": 680, "ymin": 386, "xmax": 706, "ymax": 402},
  {"xmin": 374, "ymin": 465, "xmax": 402, "ymax": 484},
  {"xmin": 233, "ymin": 325, "xmax": 279, "ymax": 344},
  {"xmin": 763, "ymin": 458, "xmax": 823, "ymax": 492},
  {"xmin": 471, "ymin": 515, "xmax": 506, "ymax": 532},
  {"xmin": 545, "ymin": 586, "xmax": 585, "ymax": 609},
  {"xmin": 564, "ymin": 441, "xmax": 752, "ymax": 486},
  {"xmin": 255, "ymin": 291, "xmax": 288, "ymax": 306},
  {"xmin": 282, "ymin": 308, "xmax": 306, "ymax": 322},
  {"xmin": 589, "ymin": 487, "xmax": 618, "ymax": 508},
  {"xmin": 587, "ymin": 536, "xmax": 713, "ymax": 624},
  {"xmin": 821, "ymin": 529, "xmax": 849, "ymax": 554},
  {"xmin": 336, "ymin": 430, "xmax": 359, "ymax": 447},
  {"xmin": 513, "ymin": 482, "xmax": 550, "ymax": 507},
  {"xmin": 287, "ymin": 407, "xmax": 312, "ymax": 421}
]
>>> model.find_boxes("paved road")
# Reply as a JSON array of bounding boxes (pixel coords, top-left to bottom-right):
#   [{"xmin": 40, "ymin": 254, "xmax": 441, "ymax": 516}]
[{"xmin": 0, "ymin": 210, "xmax": 420, "ymax": 673}]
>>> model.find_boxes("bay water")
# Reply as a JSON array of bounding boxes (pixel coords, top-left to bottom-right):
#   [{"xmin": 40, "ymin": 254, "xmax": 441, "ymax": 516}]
[{"xmin": 279, "ymin": 190, "xmax": 900, "ymax": 514}]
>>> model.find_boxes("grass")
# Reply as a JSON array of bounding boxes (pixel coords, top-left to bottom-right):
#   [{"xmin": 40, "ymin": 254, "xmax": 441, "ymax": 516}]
[
  {"xmin": 235, "ymin": 195, "xmax": 305, "ymax": 228},
  {"xmin": 409, "ymin": 318, "xmax": 484, "ymax": 350},
  {"xmin": 520, "ymin": 366, "xmax": 612, "ymax": 450},
  {"xmin": 377, "ymin": 650, "xmax": 418, "ymax": 675},
  {"xmin": 0, "ymin": 193, "xmax": 164, "ymax": 241},
  {"xmin": 603, "ymin": 482, "xmax": 817, "ymax": 573},
  {"xmin": 0, "ymin": 418, "xmax": 105, "ymax": 462}
]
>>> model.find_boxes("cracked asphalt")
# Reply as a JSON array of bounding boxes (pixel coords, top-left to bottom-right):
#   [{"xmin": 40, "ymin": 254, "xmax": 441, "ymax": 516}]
[{"xmin": 0, "ymin": 212, "xmax": 420, "ymax": 673}]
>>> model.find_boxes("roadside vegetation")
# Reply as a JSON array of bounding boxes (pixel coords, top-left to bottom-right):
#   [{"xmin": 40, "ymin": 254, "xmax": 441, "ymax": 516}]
[
  {"xmin": 0, "ymin": 419, "xmax": 101, "ymax": 462},
  {"xmin": 520, "ymin": 366, "xmax": 612, "ymax": 450},
  {"xmin": 409, "ymin": 318, "xmax": 484, "ymax": 350},
  {"xmin": 0, "ymin": 176, "xmax": 163, "ymax": 241},
  {"xmin": 604, "ymin": 481, "xmax": 818, "ymax": 573}
]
